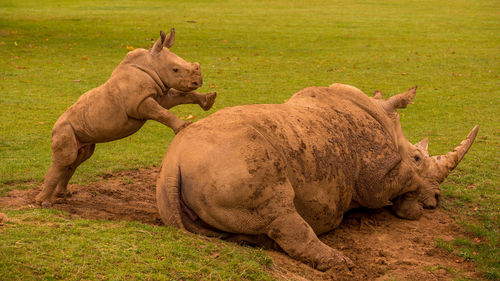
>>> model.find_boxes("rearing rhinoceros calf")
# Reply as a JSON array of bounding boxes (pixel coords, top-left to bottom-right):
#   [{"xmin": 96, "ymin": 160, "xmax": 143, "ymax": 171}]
[
  {"xmin": 36, "ymin": 29, "xmax": 216, "ymax": 206},
  {"xmin": 156, "ymin": 83, "xmax": 477, "ymax": 271}
]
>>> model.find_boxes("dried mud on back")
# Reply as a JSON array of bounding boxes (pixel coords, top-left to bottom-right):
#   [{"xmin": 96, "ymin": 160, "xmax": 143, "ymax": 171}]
[{"xmin": 0, "ymin": 167, "xmax": 482, "ymax": 280}]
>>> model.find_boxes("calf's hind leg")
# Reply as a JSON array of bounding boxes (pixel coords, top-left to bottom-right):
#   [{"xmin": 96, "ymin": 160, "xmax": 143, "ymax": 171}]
[
  {"xmin": 35, "ymin": 123, "xmax": 79, "ymax": 206},
  {"xmin": 54, "ymin": 144, "xmax": 95, "ymax": 198}
]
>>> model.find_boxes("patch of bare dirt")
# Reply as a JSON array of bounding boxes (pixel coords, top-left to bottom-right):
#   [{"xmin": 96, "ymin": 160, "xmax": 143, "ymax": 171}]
[
  {"xmin": 0, "ymin": 168, "xmax": 481, "ymax": 280},
  {"xmin": 0, "ymin": 212, "xmax": 8, "ymax": 225},
  {"xmin": 0, "ymin": 168, "xmax": 161, "ymax": 225}
]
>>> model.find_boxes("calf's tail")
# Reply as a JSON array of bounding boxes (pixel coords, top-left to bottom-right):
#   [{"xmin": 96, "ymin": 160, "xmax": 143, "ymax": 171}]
[{"xmin": 156, "ymin": 153, "xmax": 185, "ymax": 230}]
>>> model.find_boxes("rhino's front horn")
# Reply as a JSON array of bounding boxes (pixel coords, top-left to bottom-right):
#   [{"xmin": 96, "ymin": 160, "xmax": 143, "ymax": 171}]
[{"xmin": 433, "ymin": 125, "xmax": 479, "ymax": 181}]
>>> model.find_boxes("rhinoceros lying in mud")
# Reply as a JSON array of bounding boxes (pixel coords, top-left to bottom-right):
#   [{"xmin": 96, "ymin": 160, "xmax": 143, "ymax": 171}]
[
  {"xmin": 36, "ymin": 29, "xmax": 216, "ymax": 206},
  {"xmin": 156, "ymin": 83, "xmax": 478, "ymax": 271}
]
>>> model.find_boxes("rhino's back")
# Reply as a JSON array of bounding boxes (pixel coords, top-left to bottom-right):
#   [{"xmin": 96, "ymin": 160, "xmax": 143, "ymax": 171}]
[
  {"xmin": 175, "ymin": 99, "xmax": 352, "ymax": 188},
  {"xmin": 59, "ymin": 83, "xmax": 143, "ymax": 143},
  {"xmin": 59, "ymin": 67, "xmax": 158, "ymax": 143}
]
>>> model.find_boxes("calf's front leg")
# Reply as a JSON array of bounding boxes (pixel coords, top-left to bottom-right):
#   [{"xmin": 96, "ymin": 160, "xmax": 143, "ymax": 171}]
[
  {"xmin": 160, "ymin": 89, "xmax": 216, "ymax": 111},
  {"xmin": 138, "ymin": 97, "xmax": 191, "ymax": 134}
]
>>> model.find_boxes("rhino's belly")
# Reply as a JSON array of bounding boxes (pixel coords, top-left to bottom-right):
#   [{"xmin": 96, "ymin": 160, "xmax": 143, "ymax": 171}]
[
  {"xmin": 64, "ymin": 91, "xmax": 145, "ymax": 144},
  {"xmin": 291, "ymin": 180, "xmax": 353, "ymax": 235}
]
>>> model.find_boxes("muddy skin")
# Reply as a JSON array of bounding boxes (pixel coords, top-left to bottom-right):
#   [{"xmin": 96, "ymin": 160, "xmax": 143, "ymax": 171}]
[
  {"xmin": 156, "ymin": 83, "xmax": 478, "ymax": 272},
  {"xmin": 35, "ymin": 29, "xmax": 217, "ymax": 207}
]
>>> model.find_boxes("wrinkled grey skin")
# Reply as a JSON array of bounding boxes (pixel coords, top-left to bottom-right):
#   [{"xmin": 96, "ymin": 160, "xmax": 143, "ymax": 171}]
[
  {"xmin": 156, "ymin": 83, "xmax": 478, "ymax": 271},
  {"xmin": 36, "ymin": 29, "xmax": 217, "ymax": 206}
]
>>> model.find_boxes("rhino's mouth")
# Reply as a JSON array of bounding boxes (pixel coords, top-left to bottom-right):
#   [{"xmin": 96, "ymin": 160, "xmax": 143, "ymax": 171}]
[
  {"xmin": 174, "ymin": 84, "xmax": 200, "ymax": 93},
  {"xmin": 419, "ymin": 190, "xmax": 440, "ymax": 209},
  {"xmin": 391, "ymin": 192, "xmax": 424, "ymax": 220}
]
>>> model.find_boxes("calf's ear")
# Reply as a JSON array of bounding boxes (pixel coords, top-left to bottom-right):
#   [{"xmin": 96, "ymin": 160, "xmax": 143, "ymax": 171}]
[
  {"xmin": 163, "ymin": 28, "xmax": 175, "ymax": 48},
  {"xmin": 151, "ymin": 30, "xmax": 167, "ymax": 54}
]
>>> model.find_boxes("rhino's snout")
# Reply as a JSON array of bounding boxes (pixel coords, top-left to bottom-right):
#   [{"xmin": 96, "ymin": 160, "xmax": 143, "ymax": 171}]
[
  {"xmin": 421, "ymin": 189, "xmax": 440, "ymax": 209},
  {"xmin": 190, "ymin": 76, "xmax": 202, "ymax": 88},
  {"xmin": 189, "ymin": 62, "xmax": 202, "ymax": 88}
]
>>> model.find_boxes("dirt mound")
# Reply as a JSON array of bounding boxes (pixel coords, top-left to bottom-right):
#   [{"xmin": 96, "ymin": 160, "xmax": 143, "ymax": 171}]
[
  {"xmin": 0, "ymin": 168, "xmax": 161, "ymax": 225},
  {"xmin": 0, "ymin": 168, "xmax": 481, "ymax": 280}
]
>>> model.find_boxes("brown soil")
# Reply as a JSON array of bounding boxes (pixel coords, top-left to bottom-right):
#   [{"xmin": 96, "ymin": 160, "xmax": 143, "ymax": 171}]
[{"xmin": 0, "ymin": 167, "xmax": 481, "ymax": 280}]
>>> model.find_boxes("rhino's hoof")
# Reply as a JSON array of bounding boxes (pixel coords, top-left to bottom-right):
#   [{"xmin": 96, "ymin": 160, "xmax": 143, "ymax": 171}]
[
  {"xmin": 201, "ymin": 92, "xmax": 217, "ymax": 111},
  {"xmin": 343, "ymin": 255, "xmax": 355, "ymax": 269},
  {"xmin": 317, "ymin": 251, "xmax": 354, "ymax": 272},
  {"xmin": 174, "ymin": 121, "xmax": 193, "ymax": 134},
  {"xmin": 36, "ymin": 193, "xmax": 53, "ymax": 207},
  {"xmin": 40, "ymin": 201, "xmax": 53, "ymax": 208}
]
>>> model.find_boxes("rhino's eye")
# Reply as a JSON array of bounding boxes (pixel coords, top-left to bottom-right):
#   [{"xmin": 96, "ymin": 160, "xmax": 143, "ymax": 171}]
[
  {"xmin": 414, "ymin": 155, "xmax": 421, "ymax": 162},
  {"xmin": 173, "ymin": 68, "xmax": 179, "ymax": 73}
]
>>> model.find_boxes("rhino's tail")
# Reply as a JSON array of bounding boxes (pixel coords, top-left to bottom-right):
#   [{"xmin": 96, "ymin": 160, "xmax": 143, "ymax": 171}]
[{"xmin": 156, "ymin": 155, "xmax": 186, "ymax": 230}]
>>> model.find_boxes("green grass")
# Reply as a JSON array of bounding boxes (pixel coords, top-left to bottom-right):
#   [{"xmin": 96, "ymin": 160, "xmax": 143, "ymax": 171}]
[
  {"xmin": 0, "ymin": 209, "xmax": 273, "ymax": 280},
  {"xmin": 0, "ymin": 0, "xmax": 498, "ymax": 280}
]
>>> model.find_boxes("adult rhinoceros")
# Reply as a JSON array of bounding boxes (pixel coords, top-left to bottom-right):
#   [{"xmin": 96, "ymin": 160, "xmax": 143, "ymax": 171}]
[{"xmin": 156, "ymin": 83, "xmax": 478, "ymax": 271}]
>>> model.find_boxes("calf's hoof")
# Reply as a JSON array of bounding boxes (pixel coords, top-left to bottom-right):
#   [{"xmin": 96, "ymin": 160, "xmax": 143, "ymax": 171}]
[
  {"xmin": 173, "ymin": 121, "xmax": 193, "ymax": 134},
  {"xmin": 201, "ymin": 92, "xmax": 217, "ymax": 111},
  {"xmin": 35, "ymin": 193, "xmax": 53, "ymax": 207},
  {"xmin": 40, "ymin": 201, "xmax": 53, "ymax": 208}
]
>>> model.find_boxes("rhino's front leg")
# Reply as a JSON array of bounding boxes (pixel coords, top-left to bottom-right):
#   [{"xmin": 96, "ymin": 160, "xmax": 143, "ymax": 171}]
[
  {"xmin": 161, "ymin": 89, "xmax": 216, "ymax": 111},
  {"xmin": 267, "ymin": 212, "xmax": 354, "ymax": 272},
  {"xmin": 137, "ymin": 97, "xmax": 191, "ymax": 134}
]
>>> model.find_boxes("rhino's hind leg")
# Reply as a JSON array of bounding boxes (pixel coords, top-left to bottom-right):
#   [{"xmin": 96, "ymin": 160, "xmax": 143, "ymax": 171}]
[
  {"xmin": 267, "ymin": 212, "xmax": 354, "ymax": 272},
  {"xmin": 36, "ymin": 164, "xmax": 69, "ymax": 206},
  {"xmin": 36, "ymin": 123, "xmax": 79, "ymax": 206},
  {"xmin": 54, "ymin": 144, "xmax": 96, "ymax": 198}
]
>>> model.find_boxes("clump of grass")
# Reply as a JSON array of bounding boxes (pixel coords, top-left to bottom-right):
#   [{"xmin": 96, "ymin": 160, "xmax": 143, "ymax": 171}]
[
  {"xmin": 426, "ymin": 264, "xmax": 455, "ymax": 274},
  {"xmin": 435, "ymin": 238, "xmax": 454, "ymax": 253}
]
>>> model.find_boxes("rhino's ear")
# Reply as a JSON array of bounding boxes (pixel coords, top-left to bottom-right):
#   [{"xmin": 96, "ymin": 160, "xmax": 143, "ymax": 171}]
[
  {"xmin": 163, "ymin": 28, "xmax": 175, "ymax": 48},
  {"xmin": 151, "ymin": 30, "xmax": 167, "ymax": 54},
  {"xmin": 373, "ymin": 90, "xmax": 383, "ymax": 100},
  {"xmin": 382, "ymin": 86, "xmax": 417, "ymax": 113},
  {"xmin": 415, "ymin": 138, "xmax": 429, "ymax": 156}
]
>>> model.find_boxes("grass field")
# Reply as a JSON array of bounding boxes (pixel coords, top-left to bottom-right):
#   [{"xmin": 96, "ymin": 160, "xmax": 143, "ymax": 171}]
[{"xmin": 0, "ymin": 0, "xmax": 498, "ymax": 279}]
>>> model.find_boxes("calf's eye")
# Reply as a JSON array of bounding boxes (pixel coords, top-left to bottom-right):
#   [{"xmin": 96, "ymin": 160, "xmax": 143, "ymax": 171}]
[{"xmin": 414, "ymin": 155, "xmax": 421, "ymax": 162}]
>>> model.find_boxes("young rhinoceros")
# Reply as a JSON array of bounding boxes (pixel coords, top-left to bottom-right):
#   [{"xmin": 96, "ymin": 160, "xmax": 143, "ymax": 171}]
[
  {"xmin": 156, "ymin": 83, "xmax": 478, "ymax": 271},
  {"xmin": 36, "ymin": 29, "xmax": 216, "ymax": 206}
]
